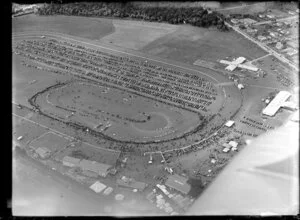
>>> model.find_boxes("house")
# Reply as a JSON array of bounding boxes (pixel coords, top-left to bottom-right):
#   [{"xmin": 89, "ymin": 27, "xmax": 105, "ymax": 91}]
[
  {"xmin": 246, "ymin": 28, "xmax": 257, "ymax": 33},
  {"xmin": 103, "ymin": 187, "xmax": 113, "ymax": 195},
  {"xmin": 241, "ymin": 18, "xmax": 257, "ymax": 25},
  {"xmin": 231, "ymin": 19, "xmax": 239, "ymax": 24},
  {"xmin": 223, "ymin": 148, "xmax": 230, "ymax": 153},
  {"xmin": 157, "ymin": 184, "xmax": 170, "ymax": 196},
  {"xmin": 229, "ymin": 141, "xmax": 238, "ymax": 151},
  {"xmin": 79, "ymin": 159, "xmax": 112, "ymax": 177},
  {"xmin": 165, "ymin": 166, "xmax": 174, "ymax": 174},
  {"xmin": 237, "ymin": 84, "xmax": 245, "ymax": 90},
  {"xmin": 288, "ymin": 11, "xmax": 295, "ymax": 15},
  {"xmin": 257, "ymin": 35, "xmax": 267, "ymax": 41},
  {"xmin": 35, "ymin": 147, "xmax": 51, "ymax": 159},
  {"xmin": 62, "ymin": 156, "xmax": 81, "ymax": 167},
  {"xmin": 222, "ymin": 143, "xmax": 232, "ymax": 149},
  {"xmin": 225, "ymin": 120, "xmax": 235, "ymax": 127},
  {"xmin": 165, "ymin": 174, "xmax": 191, "ymax": 195},
  {"xmin": 89, "ymin": 181, "xmax": 107, "ymax": 193},
  {"xmin": 286, "ymin": 49, "xmax": 297, "ymax": 56},
  {"xmin": 108, "ymin": 168, "xmax": 117, "ymax": 175},
  {"xmin": 276, "ymin": 42, "xmax": 283, "ymax": 50},
  {"xmin": 266, "ymin": 14, "xmax": 275, "ymax": 19},
  {"xmin": 269, "ymin": 32, "xmax": 278, "ymax": 38}
]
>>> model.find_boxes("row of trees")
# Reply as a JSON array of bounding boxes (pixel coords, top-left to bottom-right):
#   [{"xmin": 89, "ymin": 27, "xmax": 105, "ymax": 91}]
[{"xmin": 36, "ymin": 2, "xmax": 229, "ymax": 31}]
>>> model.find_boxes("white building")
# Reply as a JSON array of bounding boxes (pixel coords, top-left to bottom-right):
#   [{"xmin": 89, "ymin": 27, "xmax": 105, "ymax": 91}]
[
  {"xmin": 276, "ymin": 42, "xmax": 283, "ymax": 50},
  {"xmin": 220, "ymin": 57, "xmax": 258, "ymax": 72},
  {"xmin": 262, "ymin": 91, "xmax": 292, "ymax": 116},
  {"xmin": 225, "ymin": 120, "xmax": 235, "ymax": 127},
  {"xmin": 237, "ymin": 84, "xmax": 245, "ymax": 90},
  {"xmin": 90, "ymin": 181, "xmax": 107, "ymax": 193}
]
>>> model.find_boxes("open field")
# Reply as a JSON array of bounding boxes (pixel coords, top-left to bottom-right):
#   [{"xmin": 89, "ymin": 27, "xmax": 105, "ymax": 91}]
[
  {"xmin": 12, "ymin": 14, "xmax": 114, "ymax": 40},
  {"xmin": 53, "ymin": 142, "xmax": 120, "ymax": 166},
  {"xmin": 13, "ymin": 114, "xmax": 48, "ymax": 147},
  {"xmin": 141, "ymin": 25, "xmax": 267, "ymax": 65},
  {"xmin": 217, "ymin": 2, "xmax": 273, "ymax": 15},
  {"xmin": 29, "ymin": 132, "xmax": 70, "ymax": 151},
  {"xmin": 36, "ymin": 81, "xmax": 201, "ymax": 142},
  {"xmin": 100, "ymin": 20, "xmax": 177, "ymax": 50},
  {"xmin": 12, "ymin": 53, "xmax": 71, "ymax": 108}
]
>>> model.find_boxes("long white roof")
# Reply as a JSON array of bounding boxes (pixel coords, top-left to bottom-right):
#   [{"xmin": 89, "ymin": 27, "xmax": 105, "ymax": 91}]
[{"xmin": 262, "ymin": 91, "xmax": 291, "ymax": 116}]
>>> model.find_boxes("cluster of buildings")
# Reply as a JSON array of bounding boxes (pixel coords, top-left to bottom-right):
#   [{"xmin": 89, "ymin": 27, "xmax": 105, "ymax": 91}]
[
  {"xmin": 146, "ymin": 174, "xmax": 194, "ymax": 215},
  {"xmin": 222, "ymin": 140, "xmax": 239, "ymax": 153},
  {"xmin": 12, "ymin": 4, "xmax": 40, "ymax": 17},
  {"xmin": 62, "ymin": 156, "xmax": 114, "ymax": 178}
]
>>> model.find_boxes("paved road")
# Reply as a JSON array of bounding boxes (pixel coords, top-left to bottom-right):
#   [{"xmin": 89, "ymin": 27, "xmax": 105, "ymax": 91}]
[
  {"xmin": 253, "ymin": 15, "xmax": 299, "ymax": 26},
  {"xmin": 225, "ymin": 22, "xmax": 299, "ymax": 71},
  {"xmin": 215, "ymin": 3, "xmax": 262, "ymax": 12}
]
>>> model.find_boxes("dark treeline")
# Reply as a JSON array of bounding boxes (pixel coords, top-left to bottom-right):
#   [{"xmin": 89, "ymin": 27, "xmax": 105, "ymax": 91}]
[{"xmin": 36, "ymin": 2, "xmax": 229, "ymax": 31}]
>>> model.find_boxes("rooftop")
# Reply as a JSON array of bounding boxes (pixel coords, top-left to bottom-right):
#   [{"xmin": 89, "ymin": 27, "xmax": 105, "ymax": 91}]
[
  {"xmin": 63, "ymin": 156, "xmax": 81, "ymax": 165},
  {"xmin": 225, "ymin": 120, "xmax": 235, "ymax": 127},
  {"xmin": 79, "ymin": 159, "xmax": 112, "ymax": 175},
  {"xmin": 117, "ymin": 177, "xmax": 147, "ymax": 191},
  {"xmin": 165, "ymin": 174, "xmax": 191, "ymax": 195},
  {"xmin": 262, "ymin": 91, "xmax": 291, "ymax": 116},
  {"xmin": 90, "ymin": 181, "xmax": 107, "ymax": 193}
]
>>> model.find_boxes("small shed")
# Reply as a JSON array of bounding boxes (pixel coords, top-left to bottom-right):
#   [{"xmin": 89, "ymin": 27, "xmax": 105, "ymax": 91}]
[
  {"xmin": 90, "ymin": 181, "xmax": 107, "ymax": 193},
  {"xmin": 225, "ymin": 120, "xmax": 235, "ymax": 127}
]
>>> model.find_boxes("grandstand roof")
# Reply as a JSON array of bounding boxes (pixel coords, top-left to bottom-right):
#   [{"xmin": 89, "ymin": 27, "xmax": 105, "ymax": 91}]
[
  {"xmin": 79, "ymin": 159, "xmax": 112, "ymax": 177},
  {"xmin": 262, "ymin": 91, "xmax": 291, "ymax": 116},
  {"xmin": 165, "ymin": 174, "xmax": 191, "ymax": 195}
]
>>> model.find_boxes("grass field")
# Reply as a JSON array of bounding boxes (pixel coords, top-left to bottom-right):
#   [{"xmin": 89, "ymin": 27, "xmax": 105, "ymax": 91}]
[
  {"xmin": 29, "ymin": 132, "xmax": 70, "ymax": 151},
  {"xmin": 100, "ymin": 20, "xmax": 177, "ymax": 50},
  {"xmin": 12, "ymin": 53, "xmax": 71, "ymax": 107},
  {"xmin": 12, "ymin": 14, "xmax": 114, "ymax": 40},
  {"xmin": 141, "ymin": 25, "xmax": 267, "ymax": 65},
  {"xmin": 54, "ymin": 142, "xmax": 120, "ymax": 166},
  {"xmin": 34, "ymin": 79, "xmax": 202, "ymax": 142},
  {"xmin": 13, "ymin": 114, "xmax": 49, "ymax": 147}
]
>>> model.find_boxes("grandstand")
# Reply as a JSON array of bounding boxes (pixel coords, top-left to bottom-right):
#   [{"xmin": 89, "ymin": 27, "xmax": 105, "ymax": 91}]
[
  {"xmin": 220, "ymin": 57, "xmax": 258, "ymax": 72},
  {"xmin": 262, "ymin": 91, "xmax": 292, "ymax": 116}
]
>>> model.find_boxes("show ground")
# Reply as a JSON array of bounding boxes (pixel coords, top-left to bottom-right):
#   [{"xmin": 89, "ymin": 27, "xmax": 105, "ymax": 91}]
[{"xmin": 12, "ymin": 14, "xmax": 298, "ymax": 216}]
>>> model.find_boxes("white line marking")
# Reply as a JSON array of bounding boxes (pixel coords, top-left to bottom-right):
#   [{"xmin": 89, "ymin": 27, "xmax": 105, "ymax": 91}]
[{"xmin": 12, "ymin": 112, "xmax": 120, "ymax": 153}]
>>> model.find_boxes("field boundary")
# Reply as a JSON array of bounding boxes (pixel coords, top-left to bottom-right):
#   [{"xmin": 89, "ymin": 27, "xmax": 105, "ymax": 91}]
[{"xmin": 12, "ymin": 111, "xmax": 121, "ymax": 154}]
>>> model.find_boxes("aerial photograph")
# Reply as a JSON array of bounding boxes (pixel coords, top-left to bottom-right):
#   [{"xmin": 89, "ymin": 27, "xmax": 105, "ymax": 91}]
[{"xmin": 12, "ymin": 1, "xmax": 299, "ymax": 216}]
